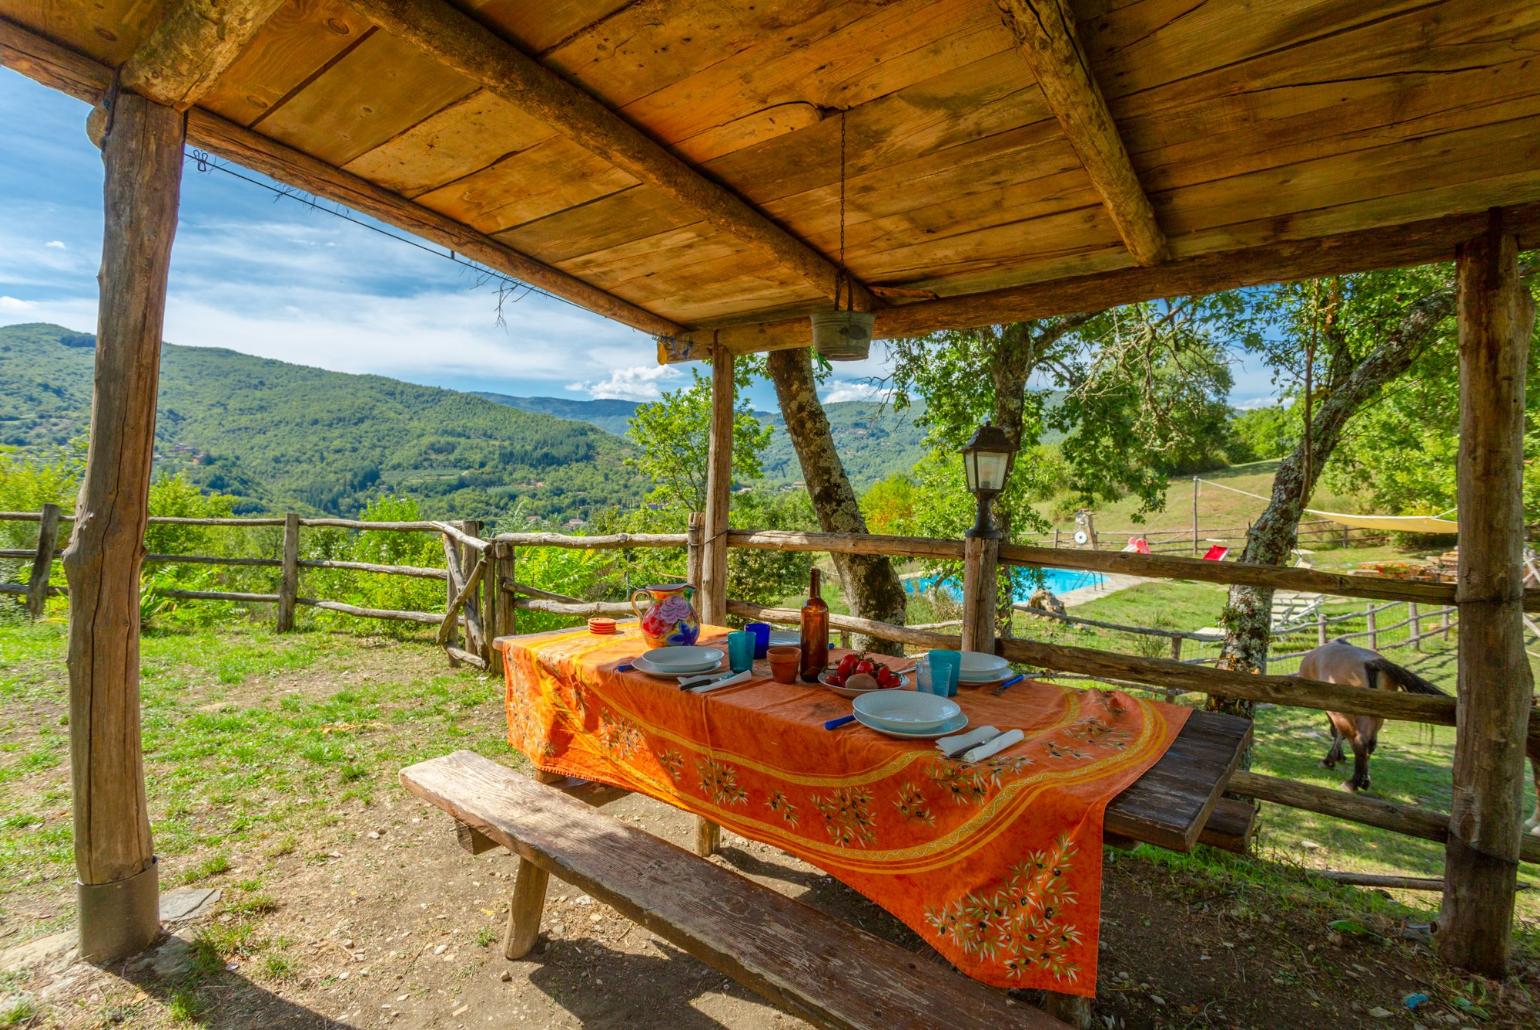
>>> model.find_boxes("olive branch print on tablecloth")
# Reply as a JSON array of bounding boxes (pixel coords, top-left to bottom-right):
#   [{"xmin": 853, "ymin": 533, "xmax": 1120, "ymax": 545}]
[
  {"xmin": 657, "ymin": 748, "xmax": 684, "ymax": 782},
  {"xmin": 813, "ymin": 786, "xmax": 877, "ymax": 847},
  {"xmin": 766, "ymin": 789, "xmax": 800, "ymax": 827},
  {"xmin": 924, "ymin": 833, "xmax": 1084, "ymax": 983},
  {"xmin": 893, "ymin": 781, "xmax": 935, "ymax": 825},
  {"xmin": 696, "ymin": 757, "xmax": 748, "ymax": 806}
]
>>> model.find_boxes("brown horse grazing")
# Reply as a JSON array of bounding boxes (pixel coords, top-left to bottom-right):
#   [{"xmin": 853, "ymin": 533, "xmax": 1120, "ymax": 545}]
[{"xmin": 1300, "ymin": 640, "xmax": 1448, "ymax": 793}]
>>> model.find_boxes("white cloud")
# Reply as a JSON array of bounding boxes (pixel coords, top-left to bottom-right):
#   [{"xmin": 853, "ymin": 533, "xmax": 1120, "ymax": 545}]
[
  {"xmin": 569, "ymin": 365, "xmax": 683, "ymax": 401},
  {"xmin": 44, "ymin": 240, "xmax": 66, "ymax": 250},
  {"xmin": 0, "ymin": 296, "xmax": 37, "ymax": 312},
  {"xmin": 820, "ymin": 379, "xmax": 888, "ymax": 403}
]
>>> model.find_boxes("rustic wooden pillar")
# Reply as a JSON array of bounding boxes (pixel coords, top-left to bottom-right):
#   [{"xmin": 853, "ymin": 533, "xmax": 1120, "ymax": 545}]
[
  {"xmin": 63, "ymin": 92, "xmax": 184, "ymax": 964},
  {"xmin": 26, "ymin": 503, "xmax": 60, "ymax": 619},
  {"xmin": 1438, "ymin": 215, "xmax": 1535, "ymax": 977},
  {"xmin": 490, "ymin": 541, "xmax": 514, "ymax": 673},
  {"xmin": 699, "ymin": 349, "xmax": 733, "ymax": 626},
  {"xmin": 1410, "ymin": 603, "xmax": 1422, "ymax": 652},
  {"xmin": 960, "ymin": 533, "xmax": 1000, "ymax": 653},
  {"xmin": 695, "ymin": 354, "xmax": 733, "ymax": 858},
  {"xmin": 1190, "ymin": 476, "xmax": 1200, "ymax": 557},
  {"xmin": 1366, "ymin": 604, "xmax": 1378, "ymax": 650},
  {"xmin": 276, "ymin": 511, "xmax": 299, "ymax": 631}
]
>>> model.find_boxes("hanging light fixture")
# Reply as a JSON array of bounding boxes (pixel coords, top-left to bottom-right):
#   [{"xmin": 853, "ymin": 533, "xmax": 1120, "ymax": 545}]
[{"xmin": 811, "ymin": 109, "xmax": 873, "ymax": 361}]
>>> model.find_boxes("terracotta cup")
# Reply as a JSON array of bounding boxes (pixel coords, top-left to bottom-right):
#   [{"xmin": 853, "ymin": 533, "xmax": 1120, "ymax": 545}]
[{"xmin": 767, "ymin": 645, "xmax": 801, "ymax": 684}]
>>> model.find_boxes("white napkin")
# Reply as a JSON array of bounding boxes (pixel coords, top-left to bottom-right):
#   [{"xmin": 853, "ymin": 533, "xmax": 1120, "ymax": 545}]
[
  {"xmin": 962, "ymin": 728, "xmax": 1024, "ymax": 764},
  {"xmin": 937, "ymin": 725, "xmax": 999, "ymax": 759},
  {"xmin": 682, "ymin": 669, "xmax": 752, "ymax": 693}
]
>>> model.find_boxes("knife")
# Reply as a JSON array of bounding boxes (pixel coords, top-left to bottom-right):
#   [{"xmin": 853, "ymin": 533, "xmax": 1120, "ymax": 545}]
[
  {"xmin": 961, "ymin": 728, "xmax": 1024, "ymax": 764},
  {"xmin": 679, "ymin": 669, "xmax": 751, "ymax": 693}
]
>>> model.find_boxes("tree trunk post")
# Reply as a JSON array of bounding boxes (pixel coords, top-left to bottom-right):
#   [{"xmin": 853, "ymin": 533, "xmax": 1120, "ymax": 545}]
[
  {"xmin": 961, "ymin": 532, "xmax": 1001, "ymax": 654},
  {"xmin": 26, "ymin": 502, "xmax": 60, "ymax": 620},
  {"xmin": 1438, "ymin": 215, "xmax": 1535, "ymax": 977},
  {"xmin": 699, "ymin": 350, "xmax": 733, "ymax": 627},
  {"xmin": 462, "ymin": 519, "xmax": 486, "ymax": 663},
  {"xmin": 1191, "ymin": 476, "xmax": 1200, "ymax": 557},
  {"xmin": 63, "ymin": 91, "xmax": 184, "ymax": 964},
  {"xmin": 696, "ymin": 357, "xmax": 733, "ymax": 858},
  {"xmin": 276, "ymin": 511, "xmax": 299, "ymax": 632},
  {"xmin": 489, "ymin": 541, "xmax": 514, "ymax": 676}
]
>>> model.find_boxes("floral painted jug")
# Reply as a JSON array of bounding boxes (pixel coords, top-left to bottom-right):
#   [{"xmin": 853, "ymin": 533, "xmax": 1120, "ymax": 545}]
[{"xmin": 630, "ymin": 582, "xmax": 701, "ymax": 648}]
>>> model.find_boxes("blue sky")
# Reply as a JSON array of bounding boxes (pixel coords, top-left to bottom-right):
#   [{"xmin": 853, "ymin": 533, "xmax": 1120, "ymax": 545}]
[{"xmin": 0, "ymin": 68, "xmax": 1275, "ymax": 410}]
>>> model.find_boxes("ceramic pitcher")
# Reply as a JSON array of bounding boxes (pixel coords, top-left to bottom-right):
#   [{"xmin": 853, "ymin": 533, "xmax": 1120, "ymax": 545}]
[{"xmin": 630, "ymin": 582, "xmax": 701, "ymax": 648}]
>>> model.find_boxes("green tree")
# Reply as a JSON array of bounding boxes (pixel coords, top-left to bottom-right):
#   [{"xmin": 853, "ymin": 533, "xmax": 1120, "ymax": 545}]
[{"xmin": 626, "ymin": 365, "xmax": 771, "ymax": 513}]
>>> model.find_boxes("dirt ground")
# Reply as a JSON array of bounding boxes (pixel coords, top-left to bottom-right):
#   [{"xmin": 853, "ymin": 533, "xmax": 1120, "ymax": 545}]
[
  {"xmin": 7, "ymin": 788, "xmax": 1539, "ymax": 1029},
  {"xmin": 3, "ymin": 630, "xmax": 1539, "ymax": 1028}
]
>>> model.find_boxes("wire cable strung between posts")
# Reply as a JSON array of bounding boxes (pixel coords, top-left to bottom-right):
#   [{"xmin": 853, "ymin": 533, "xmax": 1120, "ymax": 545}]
[{"xmin": 181, "ymin": 148, "xmax": 586, "ymax": 316}]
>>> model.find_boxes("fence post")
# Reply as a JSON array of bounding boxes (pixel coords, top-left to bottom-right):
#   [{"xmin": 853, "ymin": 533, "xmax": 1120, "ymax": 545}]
[
  {"xmin": 487, "ymin": 540, "xmax": 512, "ymax": 676},
  {"xmin": 1341, "ymin": 524, "xmax": 1351, "ymax": 548},
  {"xmin": 26, "ymin": 503, "xmax": 60, "ymax": 620},
  {"xmin": 276, "ymin": 512, "xmax": 300, "ymax": 632},
  {"xmin": 1169, "ymin": 636, "xmax": 1183, "ymax": 662},
  {"xmin": 1409, "ymin": 602, "xmax": 1421, "ymax": 651},
  {"xmin": 1441, "ymin": 607, "xmax": 1452, "ymax": 641},
  {"xmin": 1191, "ymin": 477, "xmax": 1199, "ymax": 557},
  {"xmin": 1366, "ymin": 604, "xmax": 1378, "ymax": 650},
  {"xmin": 442, "ymin": 529, "xmax": 462, "ymax": 663},
  {"xmin": 686, "ymin": 512, "xmax": 704, "ymax": 589},
  {"xmin": 961, "ymin": 531, "xmax": 1001, "ymax": 654},
  {"xmin": 1052, "ymin": 527, "xmax": 1060, "ymax": 549},
  {"xmin": 1317, "ymin": 608, "xmax": 1327, "ymax": 647},
  {"xmin": 463, "ymin": 519, "xmax": 487, "ymax": 665}
]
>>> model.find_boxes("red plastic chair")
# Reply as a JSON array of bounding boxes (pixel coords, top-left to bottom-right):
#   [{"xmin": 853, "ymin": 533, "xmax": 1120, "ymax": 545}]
[
  {"xmin": 1126, "ymin": 536, "xmax": 1151, "ymax": 555},
  {"xmin": 1201, "ymin": 545, "xmax": 1229, "ymax": 561}
]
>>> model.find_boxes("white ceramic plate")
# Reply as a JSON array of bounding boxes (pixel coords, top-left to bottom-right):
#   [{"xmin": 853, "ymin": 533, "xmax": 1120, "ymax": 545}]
[
  {"xmin": 959, "ymin": 651, "xmax": 1011, "ymax": 676},
  {"xmin": 817, "ymin": 670, "xmax": 910, "ymax": 698},
  {"xmin": 854, "ymin": 710, "xmax": 969, "ymax": 740},
  {"xmin": 641, "ymin": 646, "xmax": 724, "ymax": 671},
  {"xmin": 854, "ymin": 691, "xmax": 961, "ymax": 731},
  {"xmin": 633, "ymin": 653, "xmax": 723, "ymax": 678}
]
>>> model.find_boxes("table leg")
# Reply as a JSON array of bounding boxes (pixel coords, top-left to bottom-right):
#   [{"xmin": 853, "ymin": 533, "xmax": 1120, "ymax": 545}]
[
  {"xmin": 1044, "ymin": 991, "xmax": 1092, "ymax": 1028},
  {"xmin": 504, "ymin": 858, "xmax": 550, "ymax": 960},
  {"xmin": 694, "ymin": 816, "xmax": 721, "ymax": 857}
]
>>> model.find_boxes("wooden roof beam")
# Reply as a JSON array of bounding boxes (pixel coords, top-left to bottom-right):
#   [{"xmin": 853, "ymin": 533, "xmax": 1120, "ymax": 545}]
[
  {"xmin": 343, "ymin": 0, "xmax": 877, "ymax": 311},
  {"xmin": 658, "ymin": 202, "xmax": 1540, "ymax": 362},
  {"xmin": 995, "ymin": 0, "xmax": 1167, "ymax": 266},
  {"xmin": 0, "ymin": 16, "xmax": 682, "ymax": 339},
  {"xmin": 120, "ymin": 0, "xmax": 289, "ymax": 110}
]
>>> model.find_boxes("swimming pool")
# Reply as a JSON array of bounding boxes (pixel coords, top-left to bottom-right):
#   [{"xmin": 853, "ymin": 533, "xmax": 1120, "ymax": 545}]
[{"xmin": 904, "ymin": 566, "xmax": 1105, "ymax": 604}]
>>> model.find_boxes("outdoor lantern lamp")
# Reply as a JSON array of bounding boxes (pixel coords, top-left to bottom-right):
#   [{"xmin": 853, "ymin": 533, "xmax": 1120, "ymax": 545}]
[{"xmin": 963, "ymin": 421, "xmax": 1013, "ymax": 539}]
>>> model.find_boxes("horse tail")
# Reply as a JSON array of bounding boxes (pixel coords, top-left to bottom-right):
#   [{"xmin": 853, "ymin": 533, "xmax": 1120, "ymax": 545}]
[{"xmin": 1365, "ymin": 657, "xmax": 1447, "ymax": 696}]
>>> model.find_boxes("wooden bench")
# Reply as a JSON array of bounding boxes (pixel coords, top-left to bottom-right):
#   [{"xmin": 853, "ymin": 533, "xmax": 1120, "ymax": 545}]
[{"xmin": 402, "ymin": 750, "xmax": 1068, "ymax": 1030}]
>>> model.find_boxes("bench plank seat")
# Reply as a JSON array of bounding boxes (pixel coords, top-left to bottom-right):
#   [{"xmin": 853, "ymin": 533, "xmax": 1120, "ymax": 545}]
[
  {"xmin": 403, "ymin": 750, "xmax": 1066, "ymax": 1030},
  {"xmin": 1102, "ymin": 709, "xmax": 1251, "ymax": 852}
]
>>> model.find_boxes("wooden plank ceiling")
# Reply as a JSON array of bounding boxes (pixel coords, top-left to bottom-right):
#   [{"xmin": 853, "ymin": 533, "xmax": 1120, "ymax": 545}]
[{"xmin": 5, "ymin": 0, "xmax": 1540, "ymax": 352}]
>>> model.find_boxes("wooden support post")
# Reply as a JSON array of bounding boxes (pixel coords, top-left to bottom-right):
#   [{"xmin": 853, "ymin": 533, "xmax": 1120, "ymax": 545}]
[
  {"xmin": 1366, "ymin": 604, "xmax": 1378, "ymax": 650},
  {"xmin": 442, "ymin": 532, "xmax": 462, "ymax": 662},
  {"xmin": 1410, "ymin": 603, "xmax": 1422, "ymax": 652},
  {"xmin": 695, "ymin": 357, "xmax": 733, "ymax": 858},
  {"xmin": 63, "ymin": 91, "xmax": 183, "ymax": 964},
  {"xmin": 1169, "ymin": 636, "xmax": 1183, "ymax": 663},
  {"xmin": 1442, "ymin": 607, "xmax": 1452, "ymax": 641},
  {"xmin": 1317, "ymin": 608, "xmax": 1328, "ymax": 647},
  {"xmin": 490, "ymin": 541, "xmax": 514, "ymax": 673},
  {"xmin": 961, "ymin": 532, "xmax": 1001, "ymax": 654},
  {"xmin": 699, "ymin": 350, "xmax": 733, "ymax": 626},
  {"xmin": 504, "ymin": 858, "xmax": 550, "ymax": 960},
  {"xmin": 1439, "ymin": 215, "xmax": 1536, "ymax": 977},
  {"xmin": 26, "ymin": 502, "xmax": 59, "ymax": 619},
  {"xmin": 276, "ymin": 511, "xmax": 299, "ymax": 632}
]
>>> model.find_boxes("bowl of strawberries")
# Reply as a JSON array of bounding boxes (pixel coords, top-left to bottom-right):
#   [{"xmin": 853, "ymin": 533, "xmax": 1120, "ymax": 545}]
[{"xmin": 819, "ymin": 652, "xmax": 909, "ymax": 697}]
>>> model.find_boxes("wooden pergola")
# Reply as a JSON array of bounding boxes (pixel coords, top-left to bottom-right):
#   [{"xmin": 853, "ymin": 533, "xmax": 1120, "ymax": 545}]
[{"xmin": 2, "ymin": 0, "xmax": 1536, "ymax": 985}]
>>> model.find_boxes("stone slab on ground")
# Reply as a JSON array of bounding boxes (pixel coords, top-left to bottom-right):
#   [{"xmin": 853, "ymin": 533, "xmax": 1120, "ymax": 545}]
[{"xmin": 160, "ymin": 886, "xmax": 220, "ymax": 923}]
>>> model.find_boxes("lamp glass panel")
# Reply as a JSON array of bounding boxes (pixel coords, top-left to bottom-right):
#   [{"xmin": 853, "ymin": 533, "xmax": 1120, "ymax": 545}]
[
  {"xmin": 974, "ymin": 451, "xmax": 1010, "ymax": 492},
  {"xmin": 964, "ymin": 450, "xmax": 980, "ymax": 493}
]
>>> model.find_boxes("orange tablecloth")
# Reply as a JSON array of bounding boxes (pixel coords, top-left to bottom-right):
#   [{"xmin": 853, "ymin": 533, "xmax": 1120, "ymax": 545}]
[{"xmin": 499, "ymin": 626, "xmax": 1189, "ymax": 996}]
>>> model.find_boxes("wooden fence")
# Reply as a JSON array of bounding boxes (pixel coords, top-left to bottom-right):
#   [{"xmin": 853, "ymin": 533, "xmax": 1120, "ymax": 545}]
[{"xmin": 5, "ymin": 508, "xmax": 1535, "ymax": 869}]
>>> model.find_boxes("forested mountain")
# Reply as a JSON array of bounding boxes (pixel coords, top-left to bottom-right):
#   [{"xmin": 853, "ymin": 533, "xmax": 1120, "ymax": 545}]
[
  {"xmin": 482, "ymin": 392, "xmax": 929, "ymax": 491},
  {"xmin": 0, "ymin": 323, "xmax": 643, "ymax": 519}
]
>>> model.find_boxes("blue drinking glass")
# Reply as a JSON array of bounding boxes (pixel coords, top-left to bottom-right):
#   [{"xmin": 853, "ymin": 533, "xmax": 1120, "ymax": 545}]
[
  {"xmin": 727, "ymin": 630, "xmax": 755, "ymax": 673},
  {"xmin": 745, "ymin": 621, "xmax": 771, "ymax": 659},
  {"xmin": 927, "ymin": 649, "xmax": 961, "ymax": 698}
]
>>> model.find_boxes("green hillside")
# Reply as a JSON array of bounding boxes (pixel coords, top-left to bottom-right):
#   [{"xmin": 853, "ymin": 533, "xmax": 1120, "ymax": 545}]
[
  {"xmin": 0, "ymin": 323, "xmax": 643, "ymax": 520},
  {"xmin": 481, "ymin": 391, "xmax": 929, "ymax": 492}
]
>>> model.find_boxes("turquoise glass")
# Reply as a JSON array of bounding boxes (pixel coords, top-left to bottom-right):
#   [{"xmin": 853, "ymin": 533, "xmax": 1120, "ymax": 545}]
[
  {"xmin": 727, "ymin": 630, "xmax": 755, "ymax": 673},
  {"xmin": 927, "ymin": 649, "xmax": 961, "ymax": 697}
]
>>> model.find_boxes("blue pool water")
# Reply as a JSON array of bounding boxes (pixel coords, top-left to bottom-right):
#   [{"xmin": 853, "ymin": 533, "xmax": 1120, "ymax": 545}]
[{"xmin": 904, "ymin": 566, "xmax": 1104, "ymax": 604}]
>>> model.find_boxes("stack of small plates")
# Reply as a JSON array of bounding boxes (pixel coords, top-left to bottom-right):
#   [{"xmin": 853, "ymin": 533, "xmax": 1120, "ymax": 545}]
[
  {"xmin": 588, "ymin": 617, "xmax": 617, "ymax": 635},
  {"xmin": 632, "ymin": 646, "xmax": 724, "ymax": 678},
  {"xmin": 852, "ymin": 691, "xmax": 967, "ymax": 739},
  {"xmin": 958, "ymin": 651, "xmax": 1013, "ymax": 685}
]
